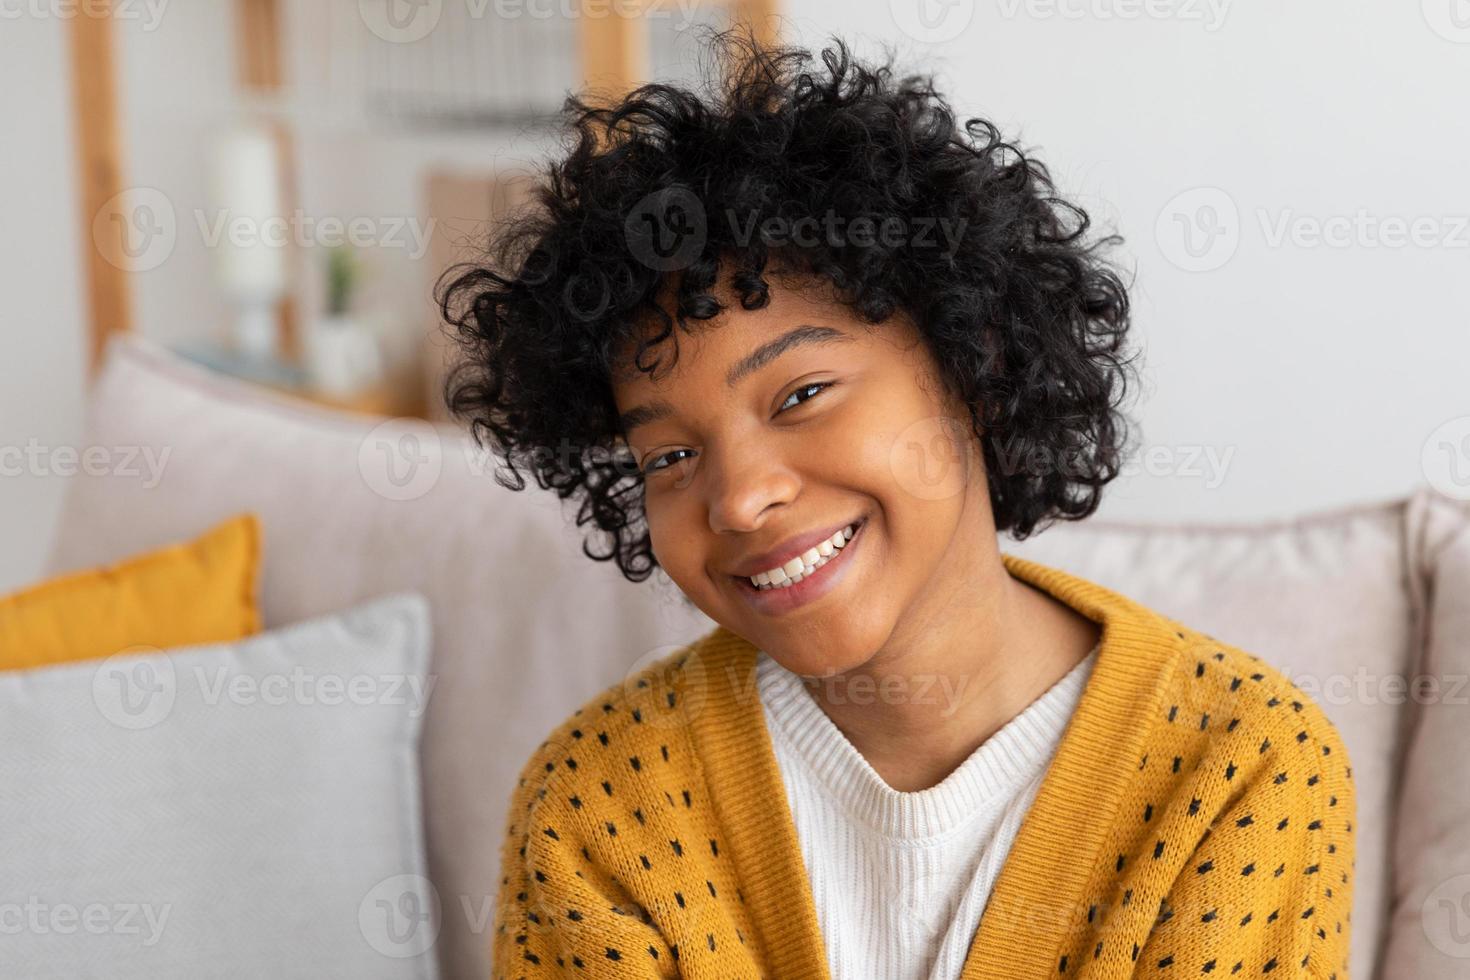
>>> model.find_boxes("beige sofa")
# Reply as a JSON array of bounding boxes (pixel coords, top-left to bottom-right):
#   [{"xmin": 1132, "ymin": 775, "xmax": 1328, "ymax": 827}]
[{"xmin": 47, "ymin": 335, "xmax": 1470, "ymax": 980}]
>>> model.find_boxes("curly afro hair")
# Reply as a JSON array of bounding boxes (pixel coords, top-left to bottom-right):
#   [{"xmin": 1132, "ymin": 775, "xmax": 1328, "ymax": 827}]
[{"xmin": 438, "ymin": 27, "xmax": 1139, "ymax": 585}]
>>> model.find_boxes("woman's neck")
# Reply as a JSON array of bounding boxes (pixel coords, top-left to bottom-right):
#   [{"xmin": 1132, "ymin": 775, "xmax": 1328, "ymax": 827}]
[{"xmin": 802, "ymin": 549, "xmax": 1101, "ymax": 793}]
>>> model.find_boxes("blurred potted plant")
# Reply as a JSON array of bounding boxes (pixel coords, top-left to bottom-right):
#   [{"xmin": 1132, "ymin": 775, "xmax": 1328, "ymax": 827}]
[
  {"xmin": 307, "ymin": 244, "xmax": 383, "ymax": 397},
  {"xmin": 327, "ymin": 242, "xmax": 357, "ymax": 320}
]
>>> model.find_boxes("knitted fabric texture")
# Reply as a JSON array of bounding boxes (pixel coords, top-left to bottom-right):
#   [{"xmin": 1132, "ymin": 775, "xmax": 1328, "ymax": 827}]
[
  {"xmin": 491, "ymin": 553, "xmax": 1356, "ymax": 979},
  {"xmin": 754, "ymin": 638, "xmax": 1098, "ymax": 979}
]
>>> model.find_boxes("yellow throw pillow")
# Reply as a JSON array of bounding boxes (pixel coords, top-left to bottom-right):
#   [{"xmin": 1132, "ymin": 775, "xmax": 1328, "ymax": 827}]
[{"xmin": 0, "ymin": 513, "xmax": 262, "ymax": 671}]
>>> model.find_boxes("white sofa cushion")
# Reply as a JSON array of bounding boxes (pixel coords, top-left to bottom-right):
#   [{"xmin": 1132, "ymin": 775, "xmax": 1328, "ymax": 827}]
[
  {"xmin": 1378, "ymin": 490, "xmax": 1470, "ymax": 980},
  {"xmin": 0, "ymin": 591, "xmax": 436, "ymax": 979}
]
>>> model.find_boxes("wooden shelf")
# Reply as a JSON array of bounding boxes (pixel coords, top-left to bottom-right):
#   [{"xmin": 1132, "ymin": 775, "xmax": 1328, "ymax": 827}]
[
  {"xmin": 258, "ymin": 376, "xmax": 426, "ymax": 419},
  {"xmin": 171, "ymin": 340, "xmax": 428, "ymax": 420}
]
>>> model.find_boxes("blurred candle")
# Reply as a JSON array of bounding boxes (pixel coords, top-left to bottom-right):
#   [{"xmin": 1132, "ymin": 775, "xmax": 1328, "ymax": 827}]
[{"xmin": 207, "ymin": 125, "xmax": 287, "ymax": 359}]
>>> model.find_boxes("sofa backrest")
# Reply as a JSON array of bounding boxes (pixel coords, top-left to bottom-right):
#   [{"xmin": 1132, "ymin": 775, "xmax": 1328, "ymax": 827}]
[{"xmin": 1372, "ymin": 489, "xmax": 1470, "ymax": 980}]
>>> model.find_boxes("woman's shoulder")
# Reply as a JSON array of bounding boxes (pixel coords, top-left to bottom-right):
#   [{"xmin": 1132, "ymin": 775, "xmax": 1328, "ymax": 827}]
[
  {"xmin": 1138, "ymin": 619, "xmax": 1358, "ymax": 850},
  {"xmin": 1115, "ymin": 622, "xmax": 1357, "ymax": 980},
  {"xmin": 1011, "ymin": 553, "xmax": 1352, "ymax": 778},
  {"xmin": 505, "ymin": 626, "xmax": 720, "ymax": 810},
  {"xmin": 1156, "ymin": 621, "xmax": 1353, "ymax": 773}
]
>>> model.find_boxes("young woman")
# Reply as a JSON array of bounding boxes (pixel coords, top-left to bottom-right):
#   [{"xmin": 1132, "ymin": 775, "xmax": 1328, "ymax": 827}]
[{"xmin": 441, "ymin": 30, "xmax": 1355, "ymax": 980}]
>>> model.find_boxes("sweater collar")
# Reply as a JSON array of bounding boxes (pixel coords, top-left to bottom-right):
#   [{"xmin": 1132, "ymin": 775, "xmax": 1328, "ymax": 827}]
[
  {"xmin": 754, "ymin": 641, "xmax": 1098, "ymax": 840},
  {"xmin": 683, "ymin": 551, "xmax": 1182, "ymax": 980}
]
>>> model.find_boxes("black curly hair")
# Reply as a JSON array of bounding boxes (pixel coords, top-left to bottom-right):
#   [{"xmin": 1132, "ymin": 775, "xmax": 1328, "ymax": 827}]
[{"xmin": 438, "ymin": 27, "xmax": 1139, "ymax": 585}]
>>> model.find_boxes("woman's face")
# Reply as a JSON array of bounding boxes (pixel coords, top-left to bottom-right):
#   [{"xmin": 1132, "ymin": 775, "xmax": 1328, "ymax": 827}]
[{"xmin": 612, "ymin": 277, "xmax": 995, "ymax": 677}]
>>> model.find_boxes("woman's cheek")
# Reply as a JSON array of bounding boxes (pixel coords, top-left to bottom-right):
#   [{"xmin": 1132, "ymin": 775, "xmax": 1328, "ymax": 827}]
[{"xmin": 877, "ymin": 411, "xmax": 979, "ymax": 507}]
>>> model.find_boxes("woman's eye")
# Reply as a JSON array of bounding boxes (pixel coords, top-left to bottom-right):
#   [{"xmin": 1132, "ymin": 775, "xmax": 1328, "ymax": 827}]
[
  {"xmin": 643, "ymin": 383, "xmax": 833, "ymax": 477},
  {"xmin": 778, "ymin": 381, "xmax": 833, "ymax": 414},
  {"xmin": 645, "ymin": 448, "xmax": 695, "ymax": 474}
]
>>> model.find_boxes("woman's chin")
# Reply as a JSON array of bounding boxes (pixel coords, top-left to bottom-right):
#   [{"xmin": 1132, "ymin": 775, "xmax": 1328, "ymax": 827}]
[{"xmin": 762, "ymin": 640, "xmax": 875, "ymax": 680}]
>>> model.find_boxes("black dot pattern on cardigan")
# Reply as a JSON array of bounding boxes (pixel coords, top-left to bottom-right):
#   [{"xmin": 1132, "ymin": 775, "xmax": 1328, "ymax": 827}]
[
  {"xmin": 491, "ymin": 620, "xmax": 1355, "ymax": 979},
  {"xmin": 492, "ymin": 656, "xmax": 756, "ymax": 979},
  {"xmin": 1052, "ymin": 624, "xmax": 1356, "ymax": 979}
]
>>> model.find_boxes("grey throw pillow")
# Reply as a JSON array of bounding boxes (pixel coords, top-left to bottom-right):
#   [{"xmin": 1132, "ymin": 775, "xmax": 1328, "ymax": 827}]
[{"xmin": 0, "ymin": 592, "xmax": 438, "ymax": 980}]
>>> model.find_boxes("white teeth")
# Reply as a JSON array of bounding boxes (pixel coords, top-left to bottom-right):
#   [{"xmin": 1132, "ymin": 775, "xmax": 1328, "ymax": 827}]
[{"xmin": 748, "ymin": 522, "xmax": 860, "ymax": 590}]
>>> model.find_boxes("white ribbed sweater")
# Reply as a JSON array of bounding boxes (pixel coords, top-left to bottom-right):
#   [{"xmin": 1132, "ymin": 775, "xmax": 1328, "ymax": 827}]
[{"xmin": 755, "ymin": 644, "xmax": 1099, "ymax": 980}]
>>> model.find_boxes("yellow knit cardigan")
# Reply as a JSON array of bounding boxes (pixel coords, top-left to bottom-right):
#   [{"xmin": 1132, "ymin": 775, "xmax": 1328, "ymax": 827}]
[{"xmin": 492, "ymin": 553, "xmax": 1356, "ymax": 979}]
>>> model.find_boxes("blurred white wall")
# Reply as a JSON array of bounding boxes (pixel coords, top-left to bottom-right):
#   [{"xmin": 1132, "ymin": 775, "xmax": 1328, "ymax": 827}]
[{"xmin": 0, "ymin": 13, "xmax": 87, "ymax": 593}]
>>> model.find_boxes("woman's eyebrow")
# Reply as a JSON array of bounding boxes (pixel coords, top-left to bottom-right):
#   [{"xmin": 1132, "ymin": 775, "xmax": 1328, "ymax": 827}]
[
  {"xmin": 618, "ymin": 324, "xmax": 853, "ymax": 435},
  {"xmin": 725, "ymin": 324, "xmax": 853, "ymax": 388}
]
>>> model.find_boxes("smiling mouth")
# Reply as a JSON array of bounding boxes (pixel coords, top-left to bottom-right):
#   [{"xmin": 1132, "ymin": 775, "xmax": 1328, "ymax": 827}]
[{"xmin": 730, "ymin": 515, "xmax": 868, "ymax": 594}]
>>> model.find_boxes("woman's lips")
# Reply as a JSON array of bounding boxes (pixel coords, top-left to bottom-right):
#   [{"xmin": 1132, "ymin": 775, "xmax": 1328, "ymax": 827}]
[{"xmin": 732, "ymin": 516, "xmax": 867, "ymax": 616}]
